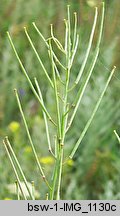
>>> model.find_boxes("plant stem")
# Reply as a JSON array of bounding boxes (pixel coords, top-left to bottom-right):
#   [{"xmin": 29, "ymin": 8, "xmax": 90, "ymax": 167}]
[
  {"xmin": 69, "ymin": 66, "xmax": 116, "ymax": 158},
  {"xmin": 114, "ymin": 130, "xmax": 120, "ymax": 143},
  {"xmin": 7, "ymin": 32, "xmax": 56, "ymax": 126},
  {"xmin": 34, "ymin": 78, "xmax": 55, "ymax": 156},
  {"xmin": 56, "ymin": 5, "xmax": 72, "ymax": 199},
  {"xmin": 74, "ymin": 7, "xmax": 98, "ymax": 85},
  {"xmin": 32, "ymin": 22, "xmax": 66, "ymax": 70},
  {"xmin": 3, "ymin": 139, "xmax": 27, "ymax": 200},
  {"xmin": 24, "ymin": 27, "xmax": 54, "ymax": 88},
  {"xmin": 14, "ymin": 89, "xmax": 51, "ymax": 190},
  {"xmin": 4, "ymin": 136, "xmax": 34, "ymax": 199}
]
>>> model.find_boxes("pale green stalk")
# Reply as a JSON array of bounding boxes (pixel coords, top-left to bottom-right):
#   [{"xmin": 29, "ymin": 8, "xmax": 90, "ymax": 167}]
[
  {"xmin": 15, "ymin": 180, "xmax": 20, "ymax": 200},
  {"xmin": 50, "ymin": 24, "xmax": 65, "ymax": 53},
  {"xmin": 64, "ymin": 19, "xmax": 68, "ymax": 53},
  {"xmin": 24, "ymin": 27, "xmax": 54, "ymax": 88},
  {"xmin": 56, "ymin": 5, "xmax": 73, "ymax": 199},
  {"xmin": 69, "ymin": 66, "xmax": 116, "ymax": 158},
  {"xmin": 4, "ymin": 136, "xmax": 34, "ymax": 199},
  {"xmin": 70, "ymin": 34, "xmax": 79, "ymax": 67},
  {"xmin": 3, "ymin": 139, "xmax": 27, "ymax": 200},
  {"xmin": 48, "ymin": 49, "xmax": 64, "ymax": 84},
  {"xmin": 66, "ymin": 47, "xmax": 99, "ymax": 132},
  {"xmin": 31, "ymin": 181, "xmax": 35, "ymax": 200},
  {"xmin": 32, "ymin": 22, "xmax": 66, "ymax": 70},
  {"xmin": 114, "ymin": 130, "xmax": 120, "ymax": 143},
  {"xmin": 49, "ymin": 40, "xmax": 61, "ymax": 141},
  {"xmin": 7, "ymin": 32, "xmax": 56, "ymax": 126},
  {"xmin": 67, "ymin": 3, "xmax": 105, "ymax": 131},
  {"xmin": 34, "ymin": 78, "xmax": 55, "ymax": 157},
  {"xmin": 67, "ymin": 5, "xmax": 71, "ymax": 59},
  {"xmin": 69, "ymin": 7, "xmax": 98, "ymax": 91},
  {"xmin": 14, "ymin": 89, "xmax": 51, "ymax": 190},
  {"xmin": 46, "ymin": 193, "xmax": 49, "ymax": 200},
  {"xmin": 49, "ymin": 41, "xmax": 65, "ymax": 199},
  {"xmin": 72, "ymin": 12, "xmax": 77, "ymax": 52}
]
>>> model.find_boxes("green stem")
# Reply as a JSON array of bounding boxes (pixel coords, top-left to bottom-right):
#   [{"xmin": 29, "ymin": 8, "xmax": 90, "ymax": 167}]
[
  {"xmin": 14, "ymin": 89, "xmax": 51, "ymax": 190},
  {"xmin": 32, "ymin": 22, "xmax": 66, "ymax": 70},
  {"xmin": 7, "ymin": 32, "xmax": 56, "ymax": 126},
  {"xmin": 69, "ymin": 66, "xmax": 116, "ymax": 158},
  {"xmin": 66, "ymin": 48, "xmax": 99, "ymax": 132},
  {"xmin": 114, "ymin": 130, "xmax": 120, "ymax": 143},
  {"xmin": 49, "ymin": 40, "xmax": 61, "ymax": 141},
  {"xmin": 24, "ymin": 27, "xmax": 54, "ymax": 88},
  {"xmin": 15, "ymin": 180, "xmax": 20, "ymax": 200},
  {"xmin": 4, "ymin": 136, "xmax": 34, "ymax": 199},
  {"xmin": 56, "ymin": 5, "xmax": 72, "ymax": 199},
  {"xmin": 34, "ymin": 78, "xmax": 55, "ymax": 156},
  {"xmin": 3, "ymin": 139, "xmax": 27, "ymax": 200}
]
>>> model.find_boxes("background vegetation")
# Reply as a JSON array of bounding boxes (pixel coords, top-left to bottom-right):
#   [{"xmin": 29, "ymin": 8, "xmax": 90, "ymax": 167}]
[{"xmin": 0, "ymin": 0, "xmax": 120, "ymax": 199}]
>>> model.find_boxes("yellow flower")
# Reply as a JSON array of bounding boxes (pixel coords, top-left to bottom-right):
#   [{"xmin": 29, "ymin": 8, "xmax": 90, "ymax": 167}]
[
  {"xmin": 24, "ymin": 146, "xmax": 32, "ymax": 154},
  {"xmin": 39, "ymin": 156, "xmax": 54, "ymax": 165},
  {"xmin": 8, "ymin": 121, "xmax": 20, "ymax": 133},
  {"xmin": 67, "ymin": 159, "xmax": 74, "ymax": 166},
  {"xmin": 4, "ymin": 197, "xmax": 12, "ymax": 200}
]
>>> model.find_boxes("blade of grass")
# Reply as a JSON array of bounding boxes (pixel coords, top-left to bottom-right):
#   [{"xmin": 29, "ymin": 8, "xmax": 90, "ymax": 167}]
[{"xmin": 69, "ymin": 66, "xmax": 116, "ymax": 158}]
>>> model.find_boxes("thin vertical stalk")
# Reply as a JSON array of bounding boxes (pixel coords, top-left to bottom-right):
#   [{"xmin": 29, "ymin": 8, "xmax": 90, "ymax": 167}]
[
  {"xmin": 56, "ymin": 5, "xmax": 72, "ymax": 199},
  {"xmin": 7, "ymin": 32, "xmax": 56, "ymax": 126},
  {"xmin": 34, "ymin": 78, "xmax": 55, "ymax": 157},
  {"xmin": 50, "ymin": 24, "xmax": 65, "ymax": 53},
  {"xmin": 31, "ymin": 181, "xmax": 35, "ymax": 200},
  {"xmin": 114, "ymin": 130, "xmax": 120, "ymax": 143},
  {"xmin": 49, "ymin": 41, "xmax": 61, "ymax": 141},
  {"xmin": 75, "ymin": 7, "xmax": 98, "ymax": 85},
  {"xmin": 67, "ymin": 2, "xmax": 105, "ymax": 131},
  {"xmin": 66, "ymin": 47, "xmax": 99, "ymax": 132},
  {"xmin": 3, "ymin": 139, "xmax": 27, "ymax": 200},
  {"xmin": 72, "ymin": 12, "xmax": 77, "ymax": 52},
  {"xmin": 15, "ymin": 180, "xmax": 20, "ymax": 200},
  {"xmin": 14, "ymin": 89, "xmax": 51, "ymax": 190},
  {"xmin": 69, "ymin": 66, "xmax": 116, "ymax": 158},
  {"xmin": 4, "ymin": 136, "xmax": 34, "ymax": 199},
  {"xmin": 24, "ymin": 27, "xmax": 54, "ymax": 88},
  {"xmin": 32, "ymin": 22, "xmax": 66, "ymax": 70}
]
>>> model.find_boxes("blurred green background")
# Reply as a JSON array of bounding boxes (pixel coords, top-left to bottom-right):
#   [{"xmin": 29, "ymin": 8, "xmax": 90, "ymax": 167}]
[{"xmin": 0, "ymin": 0, "xmax": 120, "ymax": 199}]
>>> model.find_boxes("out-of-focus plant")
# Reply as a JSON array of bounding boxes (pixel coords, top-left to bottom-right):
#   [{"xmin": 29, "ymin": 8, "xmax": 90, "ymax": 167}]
[{"xmin": 2, "ymin": 2, "xmax": 117, "ymax": 200}]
